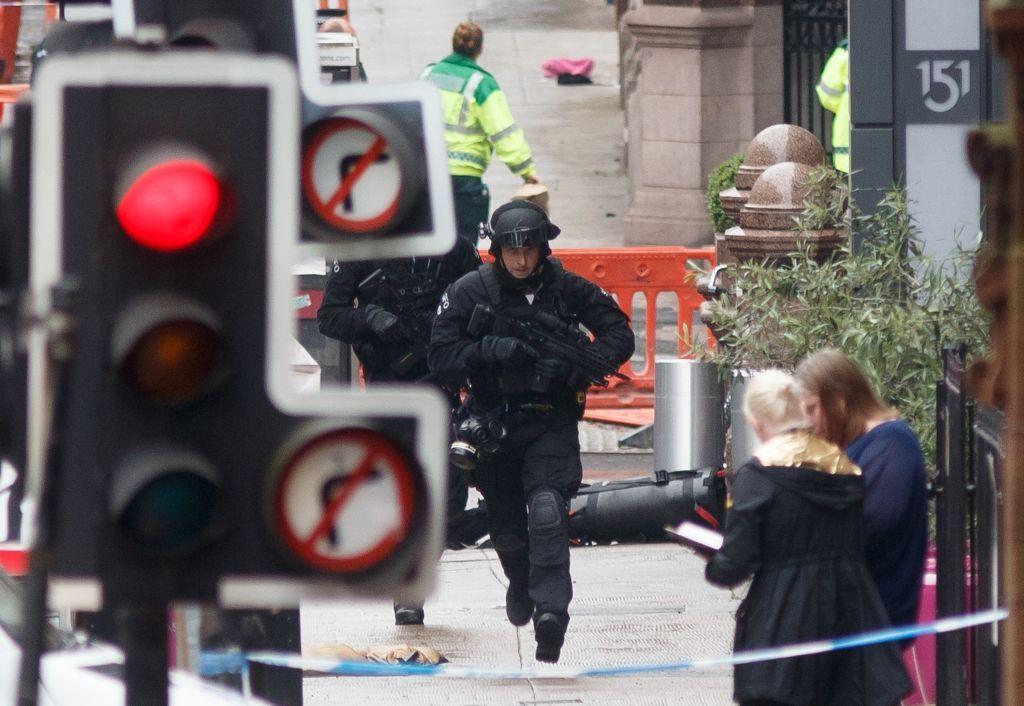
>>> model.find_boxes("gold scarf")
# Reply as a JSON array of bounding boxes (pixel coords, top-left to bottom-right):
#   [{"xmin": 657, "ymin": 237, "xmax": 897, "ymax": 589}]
[{"xmin": 753, "ymin": 430, "xmax": 861, "ymax": 476}]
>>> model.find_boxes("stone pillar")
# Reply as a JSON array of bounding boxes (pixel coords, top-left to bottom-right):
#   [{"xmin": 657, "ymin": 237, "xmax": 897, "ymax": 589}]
[{"xmin": 621, "ymin": 1, "xmax": 783, "ymax": 246}]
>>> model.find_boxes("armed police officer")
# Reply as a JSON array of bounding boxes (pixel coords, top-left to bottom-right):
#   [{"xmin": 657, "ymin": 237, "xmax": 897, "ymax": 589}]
[
  {"xmin": 317, "ymin": 237, "xmax": 486, "ymax": 626},
  {"xmin": 428, "ymin": 201, "xmax": 634, "ymax": 663}
]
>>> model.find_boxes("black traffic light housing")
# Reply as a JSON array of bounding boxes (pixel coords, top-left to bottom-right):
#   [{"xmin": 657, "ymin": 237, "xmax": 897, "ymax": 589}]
[{"xmin": 30, "ymin": 51, "xmax": 448, "ymax": 611}]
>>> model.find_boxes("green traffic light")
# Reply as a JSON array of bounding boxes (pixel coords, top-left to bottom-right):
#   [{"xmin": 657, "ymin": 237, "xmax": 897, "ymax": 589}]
[
  {"xmin": 110, "ymin": 447, "xmax": 224, "ymax": 556},
  {"xmin": 119, "ymin": 472, "xmax": 221, "ymax": 553}
]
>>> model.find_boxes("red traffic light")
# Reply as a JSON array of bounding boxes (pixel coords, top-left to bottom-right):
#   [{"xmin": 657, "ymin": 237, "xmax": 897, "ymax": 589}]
[{"xmin": 116, "ymin": 153, "xmax": 231, "ymax": 252}]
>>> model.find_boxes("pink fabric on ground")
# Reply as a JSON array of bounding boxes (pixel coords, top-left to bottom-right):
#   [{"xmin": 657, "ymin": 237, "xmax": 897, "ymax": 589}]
[{"xmin": 541, "ymin": 57, "xmax": 594, "ymax": 78}]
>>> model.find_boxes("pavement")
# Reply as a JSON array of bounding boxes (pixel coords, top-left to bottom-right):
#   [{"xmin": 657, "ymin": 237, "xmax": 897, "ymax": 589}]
[
  {"xmin": 301, "ymin": 542, "xmax": 739, "ymax": 705},
  {"xmin": 296, "ymin": 4, "xmax": 739, "ymax": 703},
  {"xmin": 349, "ymin": 0, "xmax": 628, "ymax": 248}
]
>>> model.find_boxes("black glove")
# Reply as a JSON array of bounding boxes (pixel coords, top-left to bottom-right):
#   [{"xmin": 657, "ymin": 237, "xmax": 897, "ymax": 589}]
[
  {"xmin": 533, "ymin": 357, "xmax": 572, "ymax": 382},
  {"xmin": 363, "ymin": 305, "xmax": 406, "ymax": 342},
  {"xmin": 480, "ymin": 335, "xmax": 538, "ymax": 366}
]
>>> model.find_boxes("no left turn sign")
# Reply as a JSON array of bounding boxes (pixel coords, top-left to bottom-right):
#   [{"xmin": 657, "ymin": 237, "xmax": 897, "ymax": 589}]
[
  {"xmin": 301, "ymin": 113, "xmax": 419, "ymax": 235},
  {"xmin": 272, "ymin": 427, "xmax": 420, "ymax": 574}
]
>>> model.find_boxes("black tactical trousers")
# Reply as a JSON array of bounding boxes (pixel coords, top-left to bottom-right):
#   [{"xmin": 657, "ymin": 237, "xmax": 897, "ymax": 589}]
[
  {"xmin": 475, "ymin": 417, "xmax": 582, "ymax": 625},
  {"xmin": 451, "ymin": 175, "xmax": 490, "ymax": 246}
]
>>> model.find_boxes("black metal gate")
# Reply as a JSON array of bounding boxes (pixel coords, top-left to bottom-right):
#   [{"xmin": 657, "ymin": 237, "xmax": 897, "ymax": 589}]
[
  {"xmin": 935, "ymin": 346, "xmax": 1005, "ymax": 705},
  {"xmin": 782, "ymin": 0, "xmax": 847, "ymax": 154},
  {"xmin": 971, "ymin": 404, "xmax": 1004, "ymax": 706},
  {"xmin": 935, "ymin": 346, "xmax": 970, "ymax": 706}
]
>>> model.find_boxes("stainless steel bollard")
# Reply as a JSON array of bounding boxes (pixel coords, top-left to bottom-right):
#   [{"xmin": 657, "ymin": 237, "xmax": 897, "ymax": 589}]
[
  {"xmin": 729, "ymin": 369, "xmax": 760, "ymax": 469},
  {"xmin": 653, "ymin": 359, "xmax": 724, "ymax": 471}
]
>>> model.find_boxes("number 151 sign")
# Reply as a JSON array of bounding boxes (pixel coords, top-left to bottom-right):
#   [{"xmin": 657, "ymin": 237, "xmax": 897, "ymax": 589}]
[{"xmin": 903, "ymin": 51, "xmax": 981, "ymax": 123}]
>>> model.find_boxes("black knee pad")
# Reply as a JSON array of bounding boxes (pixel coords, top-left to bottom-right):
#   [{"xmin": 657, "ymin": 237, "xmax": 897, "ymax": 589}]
[
  {"xmin": 492, "ymin": 533, "xmax": 527, "ymax": 554},
  {"xmin": 528, "ymin": 489, "xmax": 569, "ymax": 567},
  {"xmin": 528, "ymin": 489, "xmax": 563, "ymax": 530}
]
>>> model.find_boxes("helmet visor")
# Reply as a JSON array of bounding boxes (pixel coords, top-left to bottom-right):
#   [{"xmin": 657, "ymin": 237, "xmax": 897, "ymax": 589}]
[{"xmin": 497, "ymin": 225, "xmax": 547, "ymax": 248}]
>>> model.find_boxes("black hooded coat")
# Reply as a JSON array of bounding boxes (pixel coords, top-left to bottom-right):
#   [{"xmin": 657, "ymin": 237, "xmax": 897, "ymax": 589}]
[{"xmin": 706, "ymin": 432, "xmax": 912, "ymax": 706}]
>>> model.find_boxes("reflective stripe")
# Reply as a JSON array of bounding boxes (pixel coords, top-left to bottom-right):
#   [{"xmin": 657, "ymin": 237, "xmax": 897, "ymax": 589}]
[
  {"xmin": 816, "ymin": 81, "xmax": 843, "ymax": 97},
  {"xmin": 458, "ymin": 71, "xmax": 485, "ymax": 127},
  {"xmin": 462, "ymin": 71, "xmax": 484, "ymax": 100},
  {"xmin": 832, "ymin": 146, "xmax": 849, "ymax": 154},
  {"xmin": 509, "ymin": 157, "xmax": 534, "ymax": 174},
  {"xmin": 489, "ymin": 122, "xmax": 520, "ymax": 143},
  {"xmin": 445, "ymin": 123, "xmax": 485, "ymax": 135},
  {"xmin": 427, "ymin": 72, "xmax": 465, "ymax": 93},
  {"xmin": 448, "ymin": 150, "xmax": 488, "ymax": 167}
]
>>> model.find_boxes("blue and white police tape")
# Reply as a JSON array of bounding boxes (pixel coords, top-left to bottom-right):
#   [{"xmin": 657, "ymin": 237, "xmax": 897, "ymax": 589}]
[{"xmin": 199, "ymin": 608, "xmax": 1007, "ymax": 681}]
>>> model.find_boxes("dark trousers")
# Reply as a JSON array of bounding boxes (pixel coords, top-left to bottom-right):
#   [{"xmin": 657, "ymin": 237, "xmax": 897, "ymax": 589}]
[
  {"xmin": 475, "ymin": 418, "xmax": 582, "ymax": 624},
  {"xmin": 446, "ymin": 465, "xmax": 489, "ymax": 548},
  {"xmin": 451, "ymin": 175, "xmax": 490, "ymax": 245}
]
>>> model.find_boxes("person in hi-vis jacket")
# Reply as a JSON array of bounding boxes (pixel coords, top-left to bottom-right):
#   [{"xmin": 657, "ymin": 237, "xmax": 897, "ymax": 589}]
[
  {"xmin": 816, "ymin": 38, "xmax": 850, "ymax": 173},
  {"xmin": 422, "ymin": 22, "xmax": 539, "ymax": 244}
]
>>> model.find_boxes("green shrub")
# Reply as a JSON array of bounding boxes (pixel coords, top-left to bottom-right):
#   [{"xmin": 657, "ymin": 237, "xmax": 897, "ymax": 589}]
[
  {"xmin": 794, "ymin": 163, "xmax": 849, "ymax": 231},
  {"xmin": 701, "ymin": 186, "xmax": 988, "ymax": 470},
  {"xmin": 705, "ymin": 153, "xmax": 745, "ymax": 234}
]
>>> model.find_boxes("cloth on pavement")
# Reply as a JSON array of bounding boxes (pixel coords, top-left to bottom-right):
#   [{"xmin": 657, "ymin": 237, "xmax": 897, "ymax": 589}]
[
  {"xmin": 304, "ymin": 643, "xmax": 448, "ymax": 667},
  {"xmin": 541, "ymin": 57, "xmax": 594, "ymax": 78}
]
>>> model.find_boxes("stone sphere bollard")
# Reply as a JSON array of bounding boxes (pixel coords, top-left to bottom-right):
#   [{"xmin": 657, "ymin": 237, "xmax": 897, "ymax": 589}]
[
  {"xmin": 715, "ymin": 124, "xmax": 827, "ymax": 267},
  {"xmin": 723, "ymin": 161, "xmax": 845, "ymax": 264}
]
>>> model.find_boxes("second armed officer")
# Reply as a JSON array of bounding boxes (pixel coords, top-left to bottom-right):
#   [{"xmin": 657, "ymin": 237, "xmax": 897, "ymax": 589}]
[
  {"xmin": 317, "ymin": 236, "xmax": 485, "ymax": 626},
  {"xmin": 428, "ymin": 201, "xmax": 635, "ymax": 662}
]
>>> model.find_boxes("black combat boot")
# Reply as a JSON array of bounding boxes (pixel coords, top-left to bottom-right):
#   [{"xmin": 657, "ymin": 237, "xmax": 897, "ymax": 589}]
[
  {"xmin": 393, "ymin": 603, "xmax": 425, "ymax": 626},
  {"xmin": 505, "ymin": 582, "xmax": 534, "ymax": 627},
  {"xmin": 534, "ymin": 612, "xmax": 565, "ymax": 663}
]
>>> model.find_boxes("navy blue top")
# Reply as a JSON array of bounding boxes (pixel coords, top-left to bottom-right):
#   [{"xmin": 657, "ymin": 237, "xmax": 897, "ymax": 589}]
[{"xmin": 846, "ymin": 419, "xmax": 928, "ymax": 629}]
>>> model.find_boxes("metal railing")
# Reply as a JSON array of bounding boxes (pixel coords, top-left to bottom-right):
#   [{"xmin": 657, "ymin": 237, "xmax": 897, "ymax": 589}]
[
  {"xmin": 782, "ymin": 0, "xmax": 846, "ymax": 156},
  {"xmin": 935, "ymin": 345, "xmax": 1005, "ymax": 705}
]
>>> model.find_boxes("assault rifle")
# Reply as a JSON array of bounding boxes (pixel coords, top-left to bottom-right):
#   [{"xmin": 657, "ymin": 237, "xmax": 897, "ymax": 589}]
[{"xmin": 467, "ymin": 303, "xmax": 630, "ymax": 388}]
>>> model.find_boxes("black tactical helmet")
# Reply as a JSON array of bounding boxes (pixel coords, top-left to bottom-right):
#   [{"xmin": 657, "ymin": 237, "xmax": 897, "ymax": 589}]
[{"xmin": 481, "ymin": 200, "xmax": 561, "ymax": 250}]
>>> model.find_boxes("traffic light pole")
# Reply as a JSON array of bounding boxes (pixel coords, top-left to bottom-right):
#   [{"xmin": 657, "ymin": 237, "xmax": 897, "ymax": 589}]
[
  {"xmin": 118, "ymin": 602, "xmax": 170, "ymax": 706},
  {"xmin": 17, "ymin": 279, "xmax": 79, "ymax": 706}
]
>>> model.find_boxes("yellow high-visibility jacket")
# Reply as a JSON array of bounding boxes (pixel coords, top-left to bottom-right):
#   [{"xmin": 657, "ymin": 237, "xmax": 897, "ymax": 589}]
[
  {"xmin": 422, "ymin": 53, "xmax": 536, "ymax": 178},
  {"xmin": 816, "ymin": 41, "xmax": 849, "ymax": 173}
]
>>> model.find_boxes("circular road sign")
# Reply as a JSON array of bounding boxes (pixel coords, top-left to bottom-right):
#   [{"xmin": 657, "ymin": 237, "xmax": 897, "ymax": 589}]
[
  {"xmin": 301, "ymin": 112, "xmax": 420, "ymax": 236},
  {"xmin": 271, "ymin": 427, "xmax": 420, "ymax": 575}
]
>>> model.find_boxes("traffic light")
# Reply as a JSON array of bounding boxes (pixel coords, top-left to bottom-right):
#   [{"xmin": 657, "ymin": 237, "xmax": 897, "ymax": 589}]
[
  {"xmin": 30, "ymin": 50, "xmax": 448, "ymax": 610},
  {"xmin": 108, "ymin": 0, "xmax": 299, "ymax": 58}
]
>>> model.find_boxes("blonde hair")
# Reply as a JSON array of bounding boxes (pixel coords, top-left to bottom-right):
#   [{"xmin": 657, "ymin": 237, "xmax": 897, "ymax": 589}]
[
  {"xmin": 742, "ymin": 369, "xmax": 808, "ymax": 437},
  {"xmin": 452, "ymin": 22, "xmax": 483, "ymax": 58}
]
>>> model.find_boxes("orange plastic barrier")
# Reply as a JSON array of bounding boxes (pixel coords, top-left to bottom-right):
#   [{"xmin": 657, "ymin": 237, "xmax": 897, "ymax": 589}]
[
  {"xmin": 0, "ymin": 5, "xmax": 22, "ymax": 84},
  {"xmin": 0, "ymin": 83, "xmax": 27, "ymax": 122},
  {"xmin": 545, "ymin": 247, "xmax": 716, "ymax": 408},
  {"xmin": 296, "ymin": 246, "xmax": 716, "ymax": 409}
]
